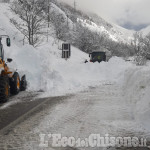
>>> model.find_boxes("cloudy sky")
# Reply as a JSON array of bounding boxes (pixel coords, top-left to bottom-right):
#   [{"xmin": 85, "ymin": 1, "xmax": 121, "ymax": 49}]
[{"xmin": 60, "ymin": 0, "xmax": 150, "ymax": 31}]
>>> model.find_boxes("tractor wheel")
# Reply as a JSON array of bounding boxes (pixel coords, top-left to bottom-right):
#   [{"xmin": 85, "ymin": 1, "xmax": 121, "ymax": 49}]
[
  {"xmin": 20, "ymin": 75, "xmax": 27, "ymax": 91},
  {"xmin": 0, "ymin": 76, "xmax": 10, "ymax": 102},
  {"xmin": 10, "ymin": 72, "xmax": 20, "ymax": 95}
]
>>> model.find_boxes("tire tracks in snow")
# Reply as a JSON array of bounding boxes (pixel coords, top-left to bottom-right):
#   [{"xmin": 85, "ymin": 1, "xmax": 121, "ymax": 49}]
[{"xmin": 0, "ymin": 92, "xmax": 69, "ymax": 135}]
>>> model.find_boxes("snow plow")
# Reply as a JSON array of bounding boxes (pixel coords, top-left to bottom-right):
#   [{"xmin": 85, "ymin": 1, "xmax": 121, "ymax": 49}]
[
  {"xmin": 0, "ymin": 35, "xmax": 27, "ymax": 102},
  {"xmin": 89, "ymin": 51, "xmax": 106, "ymax": 63}
]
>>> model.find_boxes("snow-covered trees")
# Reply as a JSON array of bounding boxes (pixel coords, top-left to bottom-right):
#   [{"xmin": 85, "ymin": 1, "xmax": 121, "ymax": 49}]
[
  {"xmin": 50, "ymin": 13, "xmax": 70, "ymax": 41},
  {"xmin": 131, "ymin": 32, "xmax": 150, "ymax": 65},
  {"xmin": 74, "ymin": 25, "xmax": 107, "ymax": 53},
  {"xmin": 143, "ymin": 33, "xmax": 150, "ymax": 57},
  {"xmin": 132, "ymin": 32, "xmax": 143, "ymax": 55},
  {"xmin": 10, "ymin": 0, "xmax": 46, "ymax": 47}
]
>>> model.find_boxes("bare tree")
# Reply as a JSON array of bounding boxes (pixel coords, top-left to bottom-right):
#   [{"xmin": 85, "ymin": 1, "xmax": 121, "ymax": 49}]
[
  {"xmin": 132, "ymin": 32, "xmax": 144, "ymax": 55},
  {"xmin": 131, "ymin": 32, "xmax": 149, "ymax": 65},
  {"xmin": 50, "ymin": 12, "xmax": 70, "ymax": 41},
  {"xmin": 143, "ymin": 33, "xmax": 150, "ymax": 59},
  {"xmin": 73, "ymin": 24, "xmax": 107, "ymax": 53},
  {"xmin": 10, "ymin": 0, "xmax": 46, "ymax": 47}
]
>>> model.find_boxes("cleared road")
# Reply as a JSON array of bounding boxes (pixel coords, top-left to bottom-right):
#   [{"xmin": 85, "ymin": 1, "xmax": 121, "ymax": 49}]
[{"xmin": 0, "ymin": 83, "xmax": 150, "ymax": 150}]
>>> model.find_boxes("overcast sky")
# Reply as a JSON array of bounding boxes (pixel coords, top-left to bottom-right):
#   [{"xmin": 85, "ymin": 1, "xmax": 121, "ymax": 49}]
[{"xmin": 59, "ymin": 0, "xmax": 150, "ymax": 30}]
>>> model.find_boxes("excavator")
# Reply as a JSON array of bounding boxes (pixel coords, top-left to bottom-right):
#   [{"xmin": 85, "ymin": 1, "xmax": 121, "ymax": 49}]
[{"xmin": 0, "ymin": 35, "xmax": 27, "ymax": 102}]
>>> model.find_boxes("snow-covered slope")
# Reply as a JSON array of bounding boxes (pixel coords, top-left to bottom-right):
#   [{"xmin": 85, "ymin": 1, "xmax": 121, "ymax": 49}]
[
  {"xmin": 112, "ymin": 23, "xmax": 135, "ymax": 42},
  {"xmin": 141, "ymin": 25, "xmax": 150, "ymax": 35},
  {"xmin": 50, "ymin": 3, "xmax": 74, "ymax": 30},
  {"xmin": 53, "ymin": 1, "xmax": 134, "ymax": 44},
  {"xmin": 77, "ymin": 18, "xmax": 134, "ymax": 43},
  {"xmin": 89, "ymin": 13, "xmax": 135, "ymax": 42}
]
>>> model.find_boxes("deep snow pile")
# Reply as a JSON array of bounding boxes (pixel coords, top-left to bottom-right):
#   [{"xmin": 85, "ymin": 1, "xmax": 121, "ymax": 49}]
[{"xmin": 5, "ymin": 39, "xmax": 134, "ymax": 96}]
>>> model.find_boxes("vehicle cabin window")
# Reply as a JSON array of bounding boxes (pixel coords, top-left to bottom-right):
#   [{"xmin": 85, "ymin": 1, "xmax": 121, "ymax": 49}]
[
  {"xmin": 92, "ymin": 52, "xmax": 105, "ymax": 58},
  {"xmin": 0, "ymin": 45, "xmax": 3, "ymax": 60},
  {"xmin": 0, "ymin": 45, "xmax": 2, "ymax": 58},
  {"xmin": 64, "ymin": 44, "xmax": 69, "ymax": 50}
]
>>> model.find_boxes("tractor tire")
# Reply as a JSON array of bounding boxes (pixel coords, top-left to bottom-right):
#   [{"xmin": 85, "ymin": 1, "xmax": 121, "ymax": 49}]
[
  {"xmin": 0, "ymin": 76, "xmax": 10, "ymax": 102},
  {"xmin": 20, "ymin": 75, "xmax": 27, "ymax": 91},
  {"xmin": 10, "ymin": 72, "xmax": 20, "ymax": 95}
]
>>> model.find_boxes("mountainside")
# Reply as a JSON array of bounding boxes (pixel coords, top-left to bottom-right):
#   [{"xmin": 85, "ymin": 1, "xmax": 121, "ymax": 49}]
[
  {"xmin": 54, "ymin": 1, "xmax": 134, "ymax": 43},
  {"xmin": 86, "ymin": 13, "xmax": 134, "ymax": 42},
  {"xmin": 77, "ymin": 17, "xmax": 134, "ymax": 43},
  {"xmin": 141, "ymin": 25, "xmax": 150, "ymax": 35}
]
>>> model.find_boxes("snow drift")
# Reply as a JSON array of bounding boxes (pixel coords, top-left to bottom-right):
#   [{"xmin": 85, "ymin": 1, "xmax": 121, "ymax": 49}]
[{"xmin": 5, "ymin": 39, "xmax": 134, "ymax": 97}]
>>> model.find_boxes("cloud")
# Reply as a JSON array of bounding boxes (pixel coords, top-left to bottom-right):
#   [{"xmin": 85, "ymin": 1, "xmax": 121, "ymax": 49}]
[{"xmin": 59, "ymin": 0, "xmax": 150, "ymax": 30}]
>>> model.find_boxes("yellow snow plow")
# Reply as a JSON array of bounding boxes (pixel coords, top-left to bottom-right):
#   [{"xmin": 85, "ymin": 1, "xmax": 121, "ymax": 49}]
[{"xmin": 0, "ymin": 35, "xmax": 27, "ymax": 102}]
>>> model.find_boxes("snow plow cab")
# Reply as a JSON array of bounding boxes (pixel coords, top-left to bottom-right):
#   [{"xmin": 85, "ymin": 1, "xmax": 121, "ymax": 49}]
[
  {"xmin": 89, "ymin": 51, "xmax": 106, "ymax": 63},
  {"xmin": 0, "ymin": 35, "xmax": 27, "ymax": 102}
]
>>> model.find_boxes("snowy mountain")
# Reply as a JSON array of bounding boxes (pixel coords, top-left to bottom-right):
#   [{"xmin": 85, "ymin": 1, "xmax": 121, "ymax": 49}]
[
  {"xmin": 55, "ymin": 1, "xmax": 134, "ymax": 43},
  {"xmin": 85, "ymin": 13, "xmax": 134, "ymax": 43},
  {"xmin": 141, "ymin": 25, "xmax": 150, "ymax": 35},
  {"xmin": 77, "ymin": 17, "xmax": 134, "ymax": 43}
]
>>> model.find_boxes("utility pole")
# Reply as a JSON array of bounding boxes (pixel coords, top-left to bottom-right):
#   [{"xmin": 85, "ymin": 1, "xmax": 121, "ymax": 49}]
[
  {"xmin": 47, "ymin": 0, "xmax": 51, "ymax": 42},
  {"xmin": 67, "ymin": 14, "xmax": 69, "ymax": 27},
  {"xmin": 74, "ymin": 0, "xmax": 76, "ymax": 12},
  {"xmin": 73, "ymin": 0, "xmax": 77, "ymax": 31},
  {"xmin": 47, "ymin": 0, "xmax": 50, "ymax": 28}
]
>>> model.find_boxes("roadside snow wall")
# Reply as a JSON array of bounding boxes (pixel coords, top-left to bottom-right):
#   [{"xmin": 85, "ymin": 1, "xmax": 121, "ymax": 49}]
[{"xmin": 123, "ymin": 64, "xmax": 150, "ymax": 132}]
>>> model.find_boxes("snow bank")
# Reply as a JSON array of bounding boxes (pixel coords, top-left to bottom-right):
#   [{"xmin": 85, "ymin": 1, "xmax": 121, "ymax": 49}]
[
  {"xmin": 3, "ymin": 36, "xmax": 134, "ymax": 97},
  {"xmin": 123, "ymin": 64, "xmax": 150, "ymax": 131},
  {"xmin": 39, "ymin": 55, "xmax": 133, "ymax": 96},
  {"xmin": 6, "ymin": 39, "xmax": 132, "ymax": 97}
]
